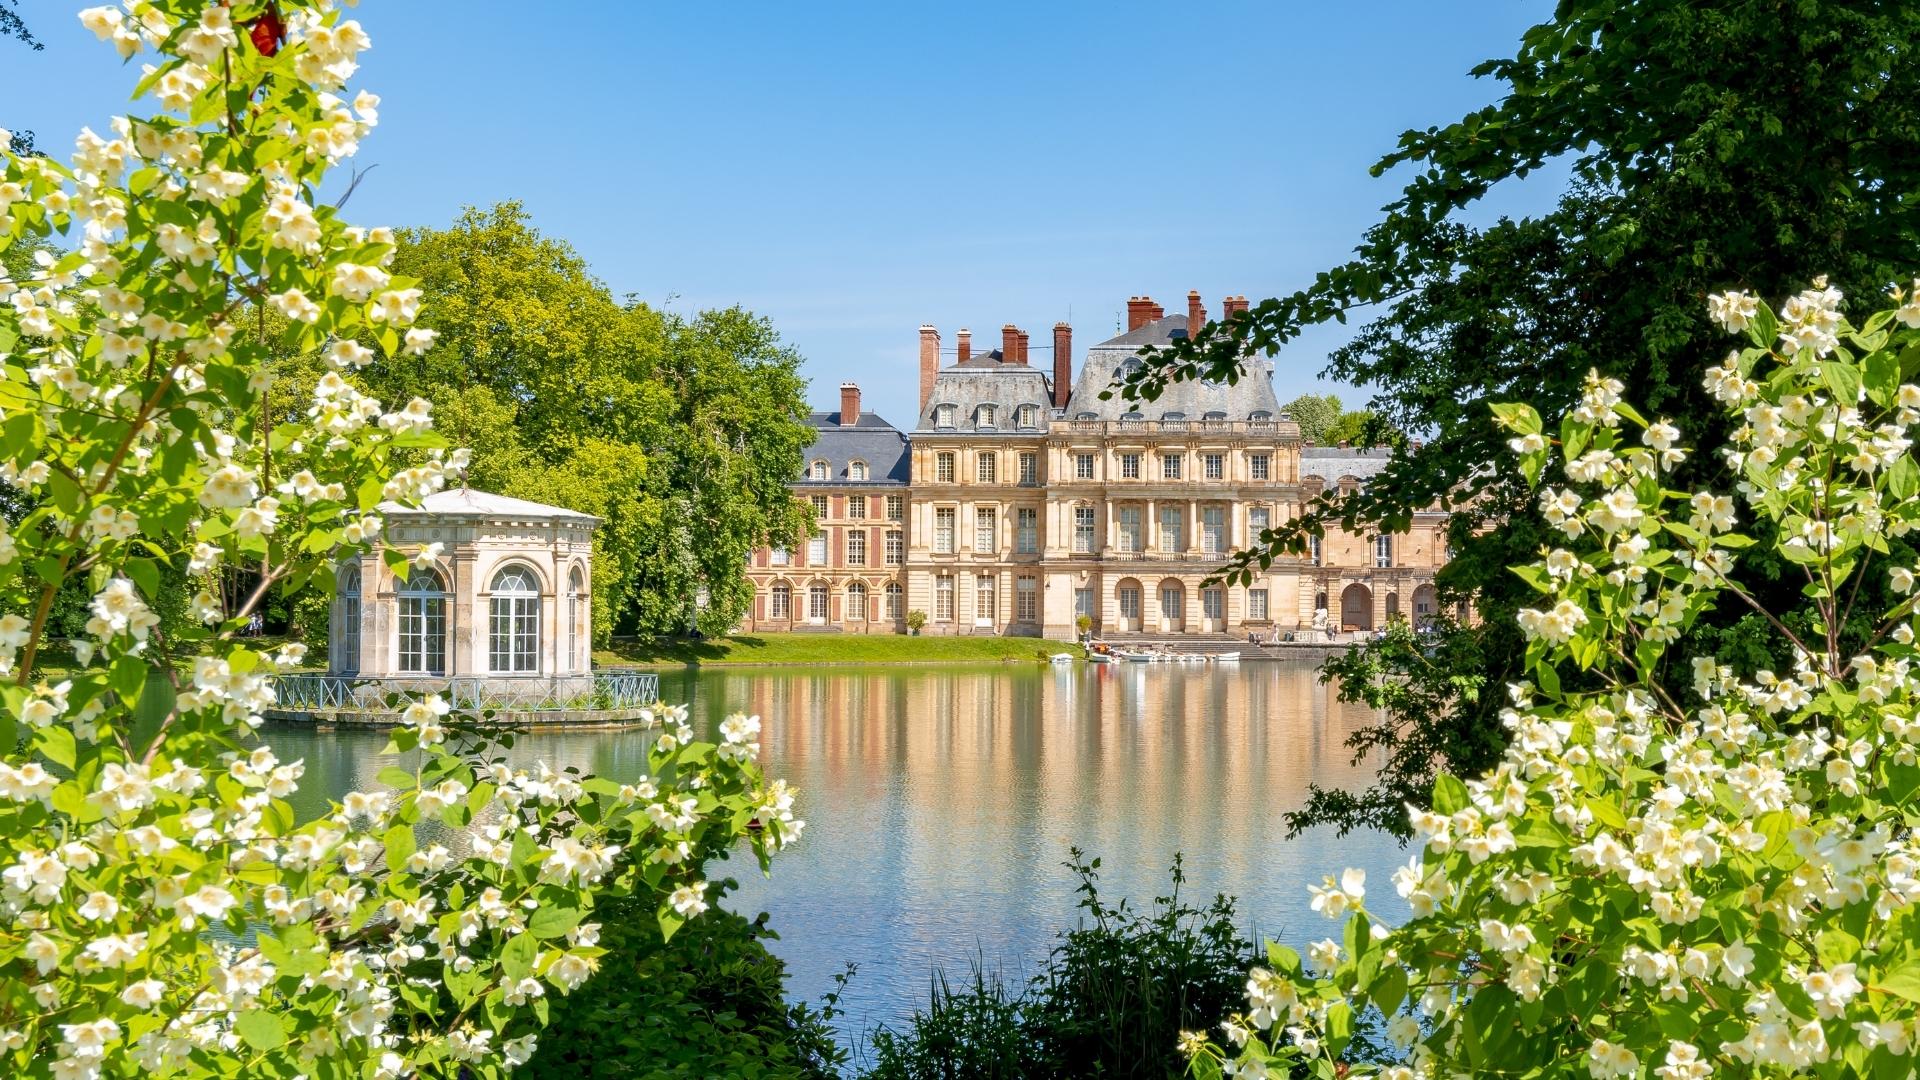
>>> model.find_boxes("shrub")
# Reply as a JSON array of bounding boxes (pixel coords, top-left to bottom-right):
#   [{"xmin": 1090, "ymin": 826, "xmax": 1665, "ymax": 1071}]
[
  {"xmin": 526, "ymin": 892, "xmax": 844, "ymax": 1080},
  {"xmin": 862, "ymin": 852, "xmax": 1256, "ymax": 1080},
  {"xmin": 1195, "ymin": 281, "xmax": 1920, "ymax": 1077}
]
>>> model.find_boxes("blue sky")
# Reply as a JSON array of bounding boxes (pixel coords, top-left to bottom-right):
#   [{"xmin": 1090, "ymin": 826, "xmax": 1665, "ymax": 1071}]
[{"xmin": 2, "ymin": 1, "xmax": 1560, "ymax": 428}]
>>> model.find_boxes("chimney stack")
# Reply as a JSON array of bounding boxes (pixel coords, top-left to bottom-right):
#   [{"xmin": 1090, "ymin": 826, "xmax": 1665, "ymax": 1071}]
[
  {"xmin": 957, "ymin": 328, "xmax": 971, "ymax": 364},
  {"xmin": 1002, "ymin": 324, "xmax": 1020, "ymax": 364},
  {"xmin": 1052, "ymin": 322, "xmax": 1073, "ymax": 407},
  {"xmin": 1222, "ymin": 295, "xmax": 1249, "ymax": 321},
  {"xmin": 1187, "ymin": 290, "xmax": 1205, "ymax": 334},
  {"xmin": 839, "ymin": 383, "xmax": 861, "ymax": 427},
  {"xmin": 918, "ymin": 325, "xmax": 940, "ymax": 414},
  {"xmin": 1016, "ymin": 330, "xmax": 1030, "ymax": 365},
  {"xmin": 1126, "ymin": 296, "xmax": 1157, "ymax": 332}
]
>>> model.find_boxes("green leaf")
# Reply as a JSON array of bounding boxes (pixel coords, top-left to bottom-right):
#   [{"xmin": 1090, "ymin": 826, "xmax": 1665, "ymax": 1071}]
[
  {"xmin": 1865, "ymin": 347, "xmax": 1900, "ymax": 405},
  {"xmin": 35, "ymin": 725, "xmax": 76, "ymax": 771},
  {"xmin": 500, "ymin": 930, "xmax": 538, "ymax": 980},
  {"xmin": 1369, "ymin": 964, "xmax": 1408, "ymax": 1016},
  {"xmin": 1432, "ymin": 772, "xmax": 1469, "ymax": 814},
  {"xmin": 384, "ymin": 824, "xmax": 417, "ymax": 874},
  {"xmin": 129, "ymin": 670, "xmax": 176, "ymax": 755},
  {"xmin": 529, "ymin": 903, "xmax": 584, "ymax": 940},
  {"xmin": 1821, "ymin": 360, "xmax": 1864, "ymax": 405},
  {"xmin": 1876, "ymin": 960, "xmax": 1920, "ymax": 1003},
  {"xmin": 233, "ymin": 1009, "xmax": 286, "ymax": 1051},
  {"xmin": 1490, "ymin": 402, "xmax": 1542, "ymax": 435}
]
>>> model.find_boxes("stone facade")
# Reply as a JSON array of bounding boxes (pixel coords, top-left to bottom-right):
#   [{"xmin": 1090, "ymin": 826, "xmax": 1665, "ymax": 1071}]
[
  {"xmin": 330, "ymin": 488, "xmax": 599, "ymax": 694},
  {"xmin": 740, "ymin": 292, "xmax": 1447, "ymax": 641}
]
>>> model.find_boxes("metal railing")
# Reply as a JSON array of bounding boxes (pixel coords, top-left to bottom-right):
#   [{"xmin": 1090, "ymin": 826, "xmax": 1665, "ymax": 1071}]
[
  {"xmin": 271, "ymin": 671, "xmax": 659, "ymax": 713},
  {"xmin": 1064, "ymin": 419, "xmax": 1285, "ymax": 437}
]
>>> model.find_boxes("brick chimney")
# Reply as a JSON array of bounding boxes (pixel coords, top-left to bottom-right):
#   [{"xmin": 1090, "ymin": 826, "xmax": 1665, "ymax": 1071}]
[
  {"xmin": 1016, "ymin": 330, "xmax": 1030, "ymax": 365},
  {"xmin": 1002, "ymin": 324, "xmax": 1019, "ymax": 364},
  {"xmin": 1222, "ymin": 295, "xmax": 1249, "ymax": 321},
  {"xmin": 956, "ymin": 328, "xmax": 971, "ymax": 364},
  {"xmin": 1052, "ymin": 322, "xmax": 1072, "ymax": 407},
  {"xmin": 918, "ymin": 325, "xmax": 939, "ymax": 414},
  {"xmin": 839, "ymin": 383, "xmax": 861, "ymax": 427},
  {"xmin": 1126, "ymin": 296, "xmax": 1156, "ymax": 332},
  {"xmin": 1187, "ymin": 290, "xmax": 1205, "ymax": 333}
]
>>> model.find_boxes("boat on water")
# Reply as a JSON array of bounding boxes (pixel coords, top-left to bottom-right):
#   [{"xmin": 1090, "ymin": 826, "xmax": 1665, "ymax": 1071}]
[
  {"xmin": 1212, "ymin": 652, "xmax": 1241, "ymax": 663},
  {"xmin": 1087, "ymin": 652, "xmax": 1115, "ymax": 664},
  {"xmin": 1115, "ymin": 650, "xmax": 1156, "ymax": 662},
  {"xmin": 1050, "ymin": 653, "xmax": 1076, "ymax": 664}
]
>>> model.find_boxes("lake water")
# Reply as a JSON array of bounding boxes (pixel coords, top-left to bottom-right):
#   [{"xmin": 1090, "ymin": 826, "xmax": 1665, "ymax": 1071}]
[{"xmin": 267, "ymin": 661, "xmax": 1411, "ymax": 1046}]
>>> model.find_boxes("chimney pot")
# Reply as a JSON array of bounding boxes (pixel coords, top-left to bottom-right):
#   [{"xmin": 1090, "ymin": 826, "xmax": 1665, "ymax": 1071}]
[
  {"xmin": 1187, "ymin": 290, "xmax": 1205, "ymax": 334},
  {"xmin": 1002, "ymin": 324, "xmax": 1020, "ymax": 365},
  {"xmin": 1052, "ymin": 322, "xmax": 1073, "ymax": 408},
  {"xmin": 1222, "ymin": 295, "xmax": 1250, "ymax": 321},
  {"xmin": 957, "ymin": 328, "xmax": 971, "ymax": 364},
  {"xmin": 918, "ymin": 325, "xmax": 940, "ymax": 416},
  {"xmin": 1016, "ymin": 330, "xmax": 1030, "ymax": 365},
  {"xmin": 839, "ymin": 383, "xmax": 861, "ymax": 427},
  {"xmin": 1126, "ymin": 296, "xmax": 1157, "ymax": 332}
]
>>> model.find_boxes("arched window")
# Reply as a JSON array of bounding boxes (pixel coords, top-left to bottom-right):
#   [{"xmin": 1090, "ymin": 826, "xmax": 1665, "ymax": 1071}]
[
  {"xmin": 885, "ymin": 581, "xmax": 904, "ymax": 620},
  {"xmin": 397, "ymin": 568, "xmax": 447, "ymax": 676},
  {"xmin": 808, "ymin": 459, "xmax": 830, "ymax": 481},
  {"xmin": 336, "ymin": 564, "xmax": 361, "ymax": 675},
  {"xmin": 567, "ymin": 567, "xmax": 586, "ymax": 672},
  {"xmin": 849, "ymin": 460, "xmax": 868, "ymax": 481},
  {"xmin": 489, "ymin": 565, "xmax": 540, "ymax": 673},
  {"xmin": 847, "ymin": 582, "xmax": 868, "ymax": 620}
]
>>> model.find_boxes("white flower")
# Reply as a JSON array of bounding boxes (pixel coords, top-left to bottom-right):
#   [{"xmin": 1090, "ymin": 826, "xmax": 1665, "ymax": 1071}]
[
  {"xmin": 1307, "ymin": 867, "xmax": 1365, "ymax": 920},
  {"xmin": 668, "ymin": 880, "xmax": 710, "ymax": 918}
]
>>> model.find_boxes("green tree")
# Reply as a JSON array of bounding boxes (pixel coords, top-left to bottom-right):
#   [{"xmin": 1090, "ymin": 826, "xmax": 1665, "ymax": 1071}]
[
  {"xmin": 1280, "ymin": 393, "xmax": 1341, "ymax": 443},
  {"xmin": 355, "ymin": 202, "xmax": 812, "ymax": 643},
  {"xmin": 1124, "ymin": 0, "xmax": 1920, "ymax": 836}
]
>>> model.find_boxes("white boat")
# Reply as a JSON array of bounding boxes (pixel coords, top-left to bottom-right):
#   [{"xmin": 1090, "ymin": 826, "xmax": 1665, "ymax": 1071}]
[
  {"xmin": 1050, "ymin": 652, "xmax": 1076, "ymax": 664},
  {"xmin": 1212, "ymin": 652, "xmax": 1241, "ymax": 663},
  {"xmin": 1116, "ymin": 650, "xmax": 1155, "ymax": 663},
  {"xmin": 1087, "ymin": 653, "xmax": 1115, "ymax": 664}
]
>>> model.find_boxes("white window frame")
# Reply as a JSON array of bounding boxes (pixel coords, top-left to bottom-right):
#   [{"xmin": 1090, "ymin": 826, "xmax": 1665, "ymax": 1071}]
[
  {"xmin": 1250, "ymin": 454, "xmax": 1270, "ymax": 481},
  {"xmin": 1015, "ymin": 576, "xmax": 1038, "ymax": 622},
  {"xmin": 488, "ymin": 565, "xmax": 540, "ymax": 674},
  {"xmin": 935, "ymin": 576, "xmax": 955, "ymax": 621},
  {"xmin": 885, "ymin": 530, "xmax": 904, "ymax": 565},
  {"xmin": 770, "ymin": 583, "xmax": 791, "ymax": 620},
  {"xmin": 335, "ymin": 564, "xmax": 361, "ymax": 675},
  {"xmin": 1248, "ymin": 588, "xmax": 1269, "ymax": 621},
  {"xmin": 848, "ymin": 531, "xmax": 867, "ymax": 566},
  {"xmin": 1015, "ymin": 507, "xmax": 1038, "ymax": 554},
  {"xmin": 977, "ymin": 452, "xmax": 997, "ymax": 484},
  {"xmin": 1073, "ymin": 506, "xmax": 1095, "ymax": 553},
  {"xmin": 1075, "ymin": 453, "xmax": 1095, "ymax": 480},
  {"xmin": 847, "ymin": 582, "xmax": 867, "ymax": 620},
  {"xmin": 975, "ymin": 506, "xmax": 997, "ymax": 552},
  {"xmin": 1375, "ymin": 534, "xmax": 1394, "ymax": 568},
  {"xmin": 397, "ymin": 569, "xmax": 447, "ymax": 676},
  {"xmin": 934, "ymin": 508, "xmax": 956, "ymax": 553},
  {"xmin": 936, "ymin": 452, "xmax": 955, "ymax": 483}
]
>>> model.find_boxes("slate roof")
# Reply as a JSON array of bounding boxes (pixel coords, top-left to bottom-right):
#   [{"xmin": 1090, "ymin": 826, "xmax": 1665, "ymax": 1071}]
[
  {"xmin": 797, "ymin": 411, "xmax": 910, "ymax": 485},
  {"xmin": 1061, "ymin": 314, "xmax": 1283, "ymax": 421},
  {"xmin": 1299, "ymin": 447, "xmax": 1394, "ymax": 485},
  {"xmin": 917, "ymin": 362, "xmax": 1055, "ymax": 433},
  {"xmin": 380, "ymin": 488, "xmax": 599, "ymax": 524}
]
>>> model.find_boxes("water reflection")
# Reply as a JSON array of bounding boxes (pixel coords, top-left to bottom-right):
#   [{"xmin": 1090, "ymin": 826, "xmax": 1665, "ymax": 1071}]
[{"xmin": 268, "ymin": 661, "xmax": 1409, "ymax": 1044}]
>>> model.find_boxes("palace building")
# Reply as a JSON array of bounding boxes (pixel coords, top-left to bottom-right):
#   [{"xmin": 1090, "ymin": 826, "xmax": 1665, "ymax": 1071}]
[{"xmin": 741, "ymin": 292, "xmax": 1446, "ymax": 640}]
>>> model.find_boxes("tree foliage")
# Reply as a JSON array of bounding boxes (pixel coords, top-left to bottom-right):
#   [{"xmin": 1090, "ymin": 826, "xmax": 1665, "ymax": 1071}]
[
  {"xmin": 332, "ymin": 203, "xmax": 814, "ymax": 643},
  {"xmin": 1282, "ymin": 392, "xmax": 1387, "ymax": 448},
  {"xmin": 1124, "ymin": 0, "xmax": 1920, "ymax": 836}
]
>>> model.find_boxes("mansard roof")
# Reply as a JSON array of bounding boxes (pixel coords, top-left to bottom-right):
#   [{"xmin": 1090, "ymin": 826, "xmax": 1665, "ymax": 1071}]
[
  {"xmin": 1299, "ymin": 446, "xmax": 1395, "ymax": 485},
  {"xmin": 798, "ymin": 411, "xmax": 910, "ymax": 485},
  {"xmin": 917, "ymin": 362, "xmax": 1054, "ymax": 433},
  {"xmin": 380, "ymin": 487, "xmax": 599, "ymax": 524},
  {"xmin": 1061, "ymin": 314, "xmax": 1283, "ymax": 421}
]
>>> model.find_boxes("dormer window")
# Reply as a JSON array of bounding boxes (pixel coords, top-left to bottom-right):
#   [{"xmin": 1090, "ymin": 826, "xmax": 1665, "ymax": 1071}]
[
  {"xmin": 1017, "ymin": 404, "xmax": 1039, "ymax": 429},
  {"xmin": 976, "ymin": 404, "xmax": 997, "ymax": 429},
  {"xmin": 1162, "ymin": 411, "xmax": 1186, "ymax": 422},
  {"xmin": 1203, "ymin": 410, "xmax": 1227, "ymax": 420},
  {"xmin": 1120, "ymin": 411, "xmax": 1144, "ymax": 421},
  {"xmin": 935, "ymin": 403, "xmax": 957, "ymax": 429},
  {"xmin": 849, "ymin": 460, "xmax": 868, "ymax": 481},
  {"xmin": 1076, "ymin": 411, "xmax": 1097, "ymax": 421},
  {"xmin": 1250, "ymin": 410, "xmax": 1273, "ymax": 421},
  {"xmin": 808, "ymin": 459, "xmax": 829, "ymax": 481}
]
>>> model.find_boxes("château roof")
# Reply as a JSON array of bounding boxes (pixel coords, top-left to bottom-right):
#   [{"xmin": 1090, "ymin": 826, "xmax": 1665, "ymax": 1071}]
[
  {"xmin": 1299, "ymin": 446, "xmax": 1395, "ymax": 485},
  {"xmin": 917, "ymin": 361, "xmax": 1055, "ymax": 433},
  {"xmin": 798, "ymin": 412, "xmax": 911, "ymax": 486},
  {"xmin": 379, "ymin": 487, "xmax": 599, "ymax": 523},
  {"xmin": 1062, "ymin": 314, "xmax": 1284, "ymax": 422}
]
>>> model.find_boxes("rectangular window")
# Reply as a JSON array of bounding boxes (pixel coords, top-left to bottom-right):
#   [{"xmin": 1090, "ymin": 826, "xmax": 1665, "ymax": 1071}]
[
  {"xmin": 886, "ymin": 494, "xmax": 904, "ymax": 520},
  {"xmin": 1075, "ymin": 588, "xmax": 1093, "ymax": 618},
  {"xmin": 977, "ymin": 452, "xmax": 998, "ymax": 484},
  {"xmin": 886, "ymin": 585, "xmax": 904, "ymax": 620},
  {"xmin": 398, "ymin": 595, "xmax": 446, "ymax": 675},
  {"xmin": 1075, "ymin": 453, "xmax": 1095, "ymax": 480},
  {"xmin": 1118, "ymin": 507, "xmax": 1141, "ymax": 553},
  {"xmin": 1248, "ymin": 588, "xmax": 1269, "ymax": 621},
  {"xmin": 1160, "ymin": 506, "xmax": 1183, "ymax": 553},
  {"xmin": 976, "ymin": 575, "xmax": 996, "ymax": 622},
  {"xmin": 1018, "ymin": 452, "xmax": 1037, "ymax": 485},
  {"xmin": 1120, "ymin": 453, "xmax": 1141, "ymax": 480},
  {"xmin": 1015, "ymin": 508, "xmax": 1038, "ymax": 554},
  {"xmin": 975, "ymin": 507, "xmax": 997, "ymax": 552},
  {"xmin": 848, "ymin": 531, "xmax": 867, "ymax": 566},
  {"xmin": 770, "ymin": 546, "xmax": 789, "ymax": 566},
  {"xmin": 1073, "ymin": 506, "xmax": 1095, "ymax": 553},
  {"xmin": 1249, "ymin": 506, "xmax": 1270, "ymax": 538},
  {"xmin": 1159, "ymin": 585, "xmax": 1183, "ymax": 619},
  {"xmin": 769, "ymin": 585, "xmax": 790, "ymax": 620},
  {"xmin": 807, "ymin": 534, "xmax": 828, "ymax": 565},
  {"xmin": 808, "ymin": 584, "xmax": 829, "ymax": 621},
  {"xmin": 1119, "ymin": 586, "xmax": 1142, "ymax": 621},
  {"xmin": 1250, "ymin": 454, "xmax": 1271, "ymax": 481},
  {"xmin": 885, "ymin": 530, "xmax": 904, "ymax": 565},
  {"xmin": 936, "ymin": 452, "xmax": 955, "ymax": 483},
  {"xmin": 849, "ymin": 494, "xmax": 866, "ymax": 520},
  {"xmin": 935, "ymin": 576, "xmax": 955, "ymax": 621},
  {"xmin": 1202, "ymin": 453, "xmax": 1223, "ymax": 480},
  {"xmin": 811, "ymin": 494, "xmax": 829, "ymax": 518},
  {"xmin": 1161, "ymin": 453, "xmax": 1182, "ymax": 480},
  {"xmin": 1310, "ymin": 534, "xmax": 1322, "ymax": 566},
  {"xmin": 1375, "ymin": 534, "xmax": 1394, "ymax": 568},
  {"xmin": 1201, "ymin": 506, "xmax": 1225, "ymax": 554},
  {"xmin": 489, "ymin": 594, "xmax": 538, "ymax": 673},
  {"xmin": 1202, "ymin": 588, "xmax": 1223, "ymax": 621},
  {"xmin": 1016, "ymin": 576, "xmax": 1037, "ymax": 622},
  {"xmin": 934, "ymin": 508, "xmax": 956, "ymax": 554}
]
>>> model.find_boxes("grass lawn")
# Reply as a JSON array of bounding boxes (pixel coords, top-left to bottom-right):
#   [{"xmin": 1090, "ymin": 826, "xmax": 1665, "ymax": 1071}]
[{"xmin": 595, "ymin": 633, "xmax": 1076, "ymax": 668}]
